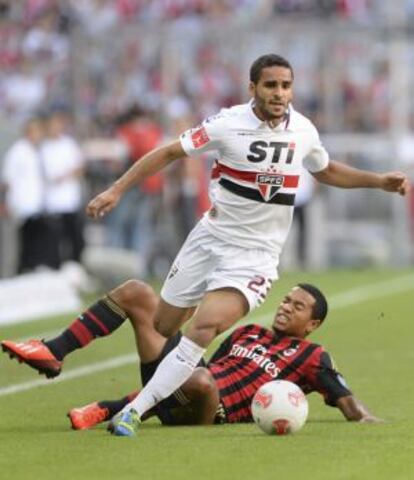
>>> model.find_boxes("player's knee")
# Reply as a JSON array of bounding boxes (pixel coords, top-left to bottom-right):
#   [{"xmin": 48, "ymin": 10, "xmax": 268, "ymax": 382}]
[
  {"xmin": 154, "ymin": 317, "xmax": 174, "ymax": 337},
  {"xmin": 186, "ymin": 321, "xmax": 221, "ymax": 348},
  {"xmin": 190, "ymin": 368, "xmax": 216, "ymax": 397},
  {"xmin": 110, "ymin": 279, "xmax": 157, "ymax": 314}
]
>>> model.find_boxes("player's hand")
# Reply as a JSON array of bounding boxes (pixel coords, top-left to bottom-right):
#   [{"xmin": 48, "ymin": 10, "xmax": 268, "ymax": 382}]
[
  {"xmin": 380, "ymin": 172, "xmax": 410, "ymax": 196},
  {"xmin": 86, "ymin": 185, "xmax": 122, "ymax": 219},
  {"xmin": 359, "ymin": 415, "xmax": 384, "ymax": 424}
]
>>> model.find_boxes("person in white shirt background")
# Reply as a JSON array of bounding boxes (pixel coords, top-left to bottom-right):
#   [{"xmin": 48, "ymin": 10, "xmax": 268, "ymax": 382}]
[
  {"xmin": 41, "ymin": 110, "xmax": 85, "ymax": 267},
  {"xmin": 1, "ymin": 117, "xmax": 60, "ymax": 273}
]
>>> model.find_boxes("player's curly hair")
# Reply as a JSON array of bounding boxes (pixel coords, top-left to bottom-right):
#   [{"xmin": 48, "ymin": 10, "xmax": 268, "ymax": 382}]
[
  {"xmin": 297, "ymin": 283, "xmax": 328, "ymax": 323},
  {"xmin": 250, "ymin": 54, "xmax": 294, "ymax": 84}
]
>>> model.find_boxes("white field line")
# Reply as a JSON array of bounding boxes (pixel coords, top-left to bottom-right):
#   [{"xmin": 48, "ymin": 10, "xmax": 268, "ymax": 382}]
[
  {"xmin": 0, "ymin": 354, "xmax": 136, "ymax": 397},
  {"xmin": 1, "ymin": 273, "xmax": 413, "ymax": 398}
]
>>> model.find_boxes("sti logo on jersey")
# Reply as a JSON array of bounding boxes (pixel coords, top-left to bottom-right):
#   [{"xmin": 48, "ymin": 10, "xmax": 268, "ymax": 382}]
[
  {"xmin": 191, "ymin": 127, "xmax": 210, "ymax": 148},
  {"xmin": 256, "ymin": 173, "xmax": 285, "ymax": 201}
]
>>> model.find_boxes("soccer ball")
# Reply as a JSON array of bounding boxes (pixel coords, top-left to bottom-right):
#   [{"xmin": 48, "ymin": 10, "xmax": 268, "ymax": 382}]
[{"xmin": 251, "ymin": 380, "xmax": 308, "ymax": 435}]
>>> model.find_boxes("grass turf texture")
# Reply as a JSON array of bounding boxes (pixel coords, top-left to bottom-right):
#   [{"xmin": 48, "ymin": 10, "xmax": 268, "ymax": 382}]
[{"xmin": 1, "ymin": 268, "xmax": 414, "ymax": 480}]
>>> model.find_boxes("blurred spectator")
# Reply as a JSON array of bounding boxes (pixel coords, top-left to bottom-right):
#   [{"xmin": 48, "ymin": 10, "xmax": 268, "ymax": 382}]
[
  {"xmin": 70, "ymin": 0, "xmax": 120, "ymax": 37},
  {"xmin": 293, "ymin": 168, "xmax": 317, "ymax": 268},
  {"xmin": 41, "ymin": 110, "xmax": 85, "ymax": 266},
  {"xmin": 166, "ymin": 101, "xmax": 210, "ymax": 246},
  {"xmin": 2, "ymin": 56, "xmax": 46, "ymax": 120},
  {"xmin": 110, "ymin": 105, "xmax": 164, "ymax": 278},
  {"xmin": 1, "ymin": 117, "xmax": 60, "ymax": 273},
  {"xmin": 22, "ymin": 7, "xmax": 69, "ymax": 63}
]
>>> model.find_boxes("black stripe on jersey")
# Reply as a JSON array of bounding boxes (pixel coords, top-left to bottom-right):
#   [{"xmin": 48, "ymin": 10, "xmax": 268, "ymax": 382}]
[
  {"xmin": 218, "ymin": 336, "xmax": 294, "ymax": 400},
  {"xmin": 213, "ymin": 358, "xmax": 251, "ymax": 380},
  {"xmin": 221, "ymin": 339, "xmax": 300, "ymax": 417},
  {"xmin": 208, "ymin": 324, "xmax": 258, "ymax": 366},
  {"xmin": 212, "ymin": 329, "xmax": 275, "ymax": 382},
  {"xmin": 219, "ymin": 178, "xmax": 295, "ymax": 205},
  {"xmin": 277, "ymin": 343, "xmax": 320, "ymax": 380}
]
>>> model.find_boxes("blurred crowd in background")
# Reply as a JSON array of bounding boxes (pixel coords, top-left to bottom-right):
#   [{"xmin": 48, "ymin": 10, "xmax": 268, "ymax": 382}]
[
  {"xmin": 1, "ymin": 0, "xmax": 413, "ymax": 283},
  {"xmin": 2, "ymin": 0, "xmax": 414, "ymax": 132}
]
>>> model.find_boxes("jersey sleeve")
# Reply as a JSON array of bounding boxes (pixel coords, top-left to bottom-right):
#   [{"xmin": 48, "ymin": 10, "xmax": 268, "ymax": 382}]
[
  {"xmin": 179, "ymin": 112, "xmax": 226, "ymax": 156},
  {"xmin": 303, "ymin": 125, "xmax": 330, "ymax": 173},
  {"xmin": 308, "ymin": 349, "xmax": 352, "ymax": 407}
]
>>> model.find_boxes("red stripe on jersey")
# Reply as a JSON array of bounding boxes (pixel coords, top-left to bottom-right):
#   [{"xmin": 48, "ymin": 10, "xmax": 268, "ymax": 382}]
[
  {"xmin": 215, "ymin": 162, "xmax": 299, "ymax": 187},
  {"xmin": 70, "ymin": 320, "xmax": 93, "ymax": 346},
  {"xmin": 211, "ymin": 160, "xmax": 220, "ymax": 179},
  {"xmin": 85, "ymin": 310, "xmax": 110, "ymax": 336}
]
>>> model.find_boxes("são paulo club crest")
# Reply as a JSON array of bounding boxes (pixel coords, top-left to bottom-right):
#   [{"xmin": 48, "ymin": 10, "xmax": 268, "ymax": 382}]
[{"xmin": 256, "ymin": 166, "xmax": 285, "ymax": 202}]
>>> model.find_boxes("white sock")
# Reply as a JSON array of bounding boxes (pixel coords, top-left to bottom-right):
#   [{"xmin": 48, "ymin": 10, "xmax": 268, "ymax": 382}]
[{"xmin": 122, "ymin": 336, "xmax": 206, "ymax": 419}]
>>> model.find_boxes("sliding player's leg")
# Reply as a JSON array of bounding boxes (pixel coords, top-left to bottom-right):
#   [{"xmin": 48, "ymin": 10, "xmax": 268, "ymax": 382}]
[
  {"xmin": 69, "ymin": 367, "xmax": 219, "ymax": 430},
  {"xmin": 111, "ymin": 288, "xmax": 248, "ymax": 436},
  {"xmin": 0, "ymin": 279, "xmax": 172, "ymax": 378}
]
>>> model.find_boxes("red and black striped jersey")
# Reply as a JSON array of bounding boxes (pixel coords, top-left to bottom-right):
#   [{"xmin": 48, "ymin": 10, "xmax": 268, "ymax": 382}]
[{"xmin": 208, "ymin": 324, "xmax": 351, "ymax": 423}]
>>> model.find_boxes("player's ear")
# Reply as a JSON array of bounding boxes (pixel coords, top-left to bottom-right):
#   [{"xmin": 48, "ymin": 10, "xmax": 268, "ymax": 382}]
[
  {"xmin": 306, "ymin": 319, "xmax": 321, "ymax": 335},
  {"xmin": 248, "ymin": 81, "xmax": 256, "ymax": 97}
]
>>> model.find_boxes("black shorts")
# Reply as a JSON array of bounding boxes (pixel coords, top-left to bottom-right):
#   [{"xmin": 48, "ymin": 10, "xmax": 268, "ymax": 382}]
[{"xmin": 140, "ymin": 332, "xmax": 206, "ymax": 425}]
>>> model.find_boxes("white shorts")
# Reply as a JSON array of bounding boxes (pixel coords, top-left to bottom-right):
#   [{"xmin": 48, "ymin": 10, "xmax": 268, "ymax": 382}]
[{"xmin": 161, "ymin": 222, "xmax": 279, "ymax": 312}]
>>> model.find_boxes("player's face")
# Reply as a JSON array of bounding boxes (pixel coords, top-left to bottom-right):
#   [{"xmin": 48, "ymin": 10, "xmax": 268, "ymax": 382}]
[
  {"xmin": 272, "ymin": 287, "xmax": 321, "ymax": 338},
  {"xmin": 25, "ymin": 120, "xmax": 44, "ymax": 145},
  {"xmin": 249, "ymin": 66, "xmax": 293, "ymax": 125}
]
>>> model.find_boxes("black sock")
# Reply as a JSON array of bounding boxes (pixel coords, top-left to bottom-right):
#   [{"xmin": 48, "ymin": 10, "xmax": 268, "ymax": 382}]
[
  {"xmin": 98, "ymin": 391, "xmax": 139, "ymax": 419},
  {"xmin": 45, "ymin": 295, "xmax": 128, "ymax": 361}
]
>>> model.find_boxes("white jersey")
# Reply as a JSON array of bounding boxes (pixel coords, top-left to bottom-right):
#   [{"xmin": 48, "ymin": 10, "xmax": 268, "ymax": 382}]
[
  {"xmin": 1, "ymin": 139, "xmax": 44, "ymax": 222},
  {"xmin": 180, "ymin": 102, "xmax": 329, "ymax": 257},
  {"xmin": 41, "ymin": 135, "xmax": 84, "ymax": 214}
]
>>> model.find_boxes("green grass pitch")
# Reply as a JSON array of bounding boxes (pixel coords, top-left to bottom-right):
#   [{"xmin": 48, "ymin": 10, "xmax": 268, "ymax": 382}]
[{"xmin": 1, "ymin": 268, "xmax": 414, "ymax": 480}]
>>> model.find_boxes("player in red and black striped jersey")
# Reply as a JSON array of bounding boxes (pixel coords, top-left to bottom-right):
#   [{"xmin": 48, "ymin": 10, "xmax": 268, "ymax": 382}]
[
  {"xmin": 209, "ymin": 323, "xmax": 350, "ymax": 423},
  {"xmin": 2, "ymin": 279, "xmax": 379, "ymax": 428}
]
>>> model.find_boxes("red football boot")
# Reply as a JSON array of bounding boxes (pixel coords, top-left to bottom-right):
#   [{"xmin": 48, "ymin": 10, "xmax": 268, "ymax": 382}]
[
  {"xmin": 1, "ymin": 339, "xmax": 62, "ymax": 378},
  {"xmin": 68, "ymin": 402, "xmax": 110, "ymax": 430}
]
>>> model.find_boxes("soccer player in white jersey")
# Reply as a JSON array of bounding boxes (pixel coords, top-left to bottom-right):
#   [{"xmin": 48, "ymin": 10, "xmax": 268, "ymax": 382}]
[{"xmin": 85, "ymin": 54, "xmax": 409, "ymax": 436}]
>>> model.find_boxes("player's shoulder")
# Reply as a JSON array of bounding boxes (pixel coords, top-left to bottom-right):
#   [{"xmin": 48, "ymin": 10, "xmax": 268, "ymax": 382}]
[
  {"xmin": 233, "ymin": 323, "xmax": 270, "ymax": 337},
  {"xmin": 296, "ymin": 336, "xmax": 324, "ymax": 354},
  {"xmin": 289, "ymin": 106, "xmax": 319, "ymax": 135},
  {"xmin": 204, "ymin": 102, "xmax": 251, "ymax": 125}
]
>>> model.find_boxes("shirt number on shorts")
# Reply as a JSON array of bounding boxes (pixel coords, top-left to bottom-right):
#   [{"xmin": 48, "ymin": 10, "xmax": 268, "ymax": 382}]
[{"xmin": 247, "ymin": 275, "xmax": 266, "ymax": 294}]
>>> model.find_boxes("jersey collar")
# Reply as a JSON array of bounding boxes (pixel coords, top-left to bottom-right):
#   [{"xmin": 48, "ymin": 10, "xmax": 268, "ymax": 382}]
[{"xmin": 247, "ymin": 101, "xmax": 294, "ymax": 131}]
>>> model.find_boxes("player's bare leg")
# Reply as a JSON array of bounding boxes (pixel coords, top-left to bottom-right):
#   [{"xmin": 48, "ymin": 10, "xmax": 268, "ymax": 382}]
[
  {"xmin": 152, "ymin": 298, "xmax": 196, "ymax": 338},
  {"xmin": 169, "ymin": 368, "xmax": 220, "ymax": 425},
  {"xmin": 112, "ymin": 288, "xmax": 248, "ymax": 436},
  {"xmin": 184, "ymin": 288, "xmax": 249, "ymax": 347}
]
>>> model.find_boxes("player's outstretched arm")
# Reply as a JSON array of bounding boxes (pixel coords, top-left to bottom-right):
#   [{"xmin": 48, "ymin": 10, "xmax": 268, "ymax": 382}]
[
  {"xmin": 86, "ymin": 140, "xmax": 186, "ymax": 219},
  {"xmin": 312, "ymin": 160, "xmax": 410, "ymax": 196},
  {"xmin": 336, "ymin": 395, "xmax": 383, "ymax": 423}
]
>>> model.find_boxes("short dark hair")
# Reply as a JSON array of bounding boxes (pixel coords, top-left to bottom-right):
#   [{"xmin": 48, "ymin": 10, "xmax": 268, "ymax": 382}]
[
  {"xmin": 297, "ymin": 283, "xmax": 328, "ymax": 322},
  {"xmin": 249, "ymin": 54, "xmax": 294, "ymax": 84}
]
